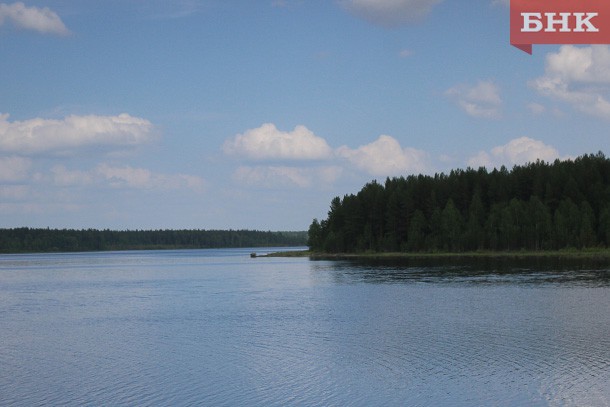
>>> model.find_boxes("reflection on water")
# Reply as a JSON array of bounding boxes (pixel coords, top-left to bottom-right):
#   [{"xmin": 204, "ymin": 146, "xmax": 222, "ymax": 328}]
[
  {"xmin": 310, "ymin": 256, "xmax": 610, "ymax": 287},
  {"xmin": 0, "ymin": 250, "xmax": 609, "ymax": 406}
]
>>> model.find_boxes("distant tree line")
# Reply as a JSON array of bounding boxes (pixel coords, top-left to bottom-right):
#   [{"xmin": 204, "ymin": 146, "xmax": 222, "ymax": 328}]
[
  {"xmin": 308, "ymin": 152, "xmax": 610, "ymax": 253},
  {"xmin": 0, "ymin": 228, "xmax": 307, "ymax": 253}
]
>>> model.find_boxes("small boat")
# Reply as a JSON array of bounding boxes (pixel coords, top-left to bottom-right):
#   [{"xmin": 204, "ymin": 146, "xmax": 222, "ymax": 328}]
[{"xmin": 250, "ymin": 252, "xmax": 257, "ymax": 258}]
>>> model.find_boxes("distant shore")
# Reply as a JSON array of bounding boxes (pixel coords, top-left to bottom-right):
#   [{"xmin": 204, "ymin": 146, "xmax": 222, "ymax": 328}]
[
  {"xmin": 262, "ymin": 249, "xmax": 610, "ymax": 262},
  {"xmin": 0, "ymin": 228, "xmax": 307, "ymax": 254}
]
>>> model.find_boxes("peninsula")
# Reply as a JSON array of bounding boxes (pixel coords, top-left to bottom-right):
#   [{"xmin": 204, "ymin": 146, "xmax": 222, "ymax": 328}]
[{"xmin": 307, "ymin": 153, "xmax": 610, "ymax": 255}]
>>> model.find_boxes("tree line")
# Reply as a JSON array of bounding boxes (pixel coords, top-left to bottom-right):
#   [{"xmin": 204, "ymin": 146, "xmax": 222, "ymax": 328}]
[
  {"xmin": 308, "ymin": 152, "xmax": 610, "ymax": 253},
  {"xmin": 0, "ymin": 228, "xmax": 307, "ymax": 253}
]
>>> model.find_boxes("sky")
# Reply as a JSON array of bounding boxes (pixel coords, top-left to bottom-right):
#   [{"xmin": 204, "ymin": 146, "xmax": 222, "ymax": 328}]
[{"xmin": 0, "ymin": 0, "xmax": 609, "ymax": 231}]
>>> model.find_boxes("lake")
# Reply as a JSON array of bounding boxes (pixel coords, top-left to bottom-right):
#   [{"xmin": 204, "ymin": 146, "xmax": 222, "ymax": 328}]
[{"xmin": 1, "ymin": 248, "xmax": 609, "ymax": 406}]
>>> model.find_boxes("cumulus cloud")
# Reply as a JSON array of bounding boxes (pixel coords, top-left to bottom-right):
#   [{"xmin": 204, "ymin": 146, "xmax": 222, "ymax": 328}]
[
  {"xmin": 0, "ymin": 113, "xmax": 155, "ymax": 155},
  {"xmin": 223, "ymin": 123, "xmax": 332, "ymax": 161},
  {"xmin": 467, "ymin": 137, "xmax": 562, "ymax": 169},
  {"xmin": 340, "ymin": 0, "xmax": 443, "ymax": 27},
  {"xmin": 337, "ymin": 135, "xmax": 429, "ymax": 177},
  {"xmin": 225, "ymin": 124, "xmax": 431, "ymax": 184},
  {"xmin": 0, "ymin": 2, "xmax": 69, "ymax": 35},
  {"xmin": 446, "ymin": 80, "xmax": 502, "ymax": 119},
  {"xmin": 531, "ymin": 45, "xmax": 610, "ymax": 120},
  {"xmin": 0, "ymin": 156, "xmax": 31, "ymax": 182}
]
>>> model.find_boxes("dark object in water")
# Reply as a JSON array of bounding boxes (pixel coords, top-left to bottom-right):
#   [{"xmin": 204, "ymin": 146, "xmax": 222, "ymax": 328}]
[{"xmin": 250, "ymin": 252, "xmax": 257, "ymax": 258}]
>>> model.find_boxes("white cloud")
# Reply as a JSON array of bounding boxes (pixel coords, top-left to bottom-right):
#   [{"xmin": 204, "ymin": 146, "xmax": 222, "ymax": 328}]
[
  {"xmin": 226, "ymin": 125, "xmax": 431, "ymax": 183},
  {"xmin": 467, "ymin": 137, "xmax": 562, "ymax": 168},
  {"xmin": 446, "ymin": 80, "xmax": 502, "ymax": 119},
  {"xmin": 0, "ymin": 113, "xmax": 155, "ymax": 155},
  {"xmin": 95, "ymin": 164, "xmax": 205, "ymax": 191},
  {"xmin": 0, "ymin": 156, "xmax": 31, "ymax": 182},
  {"xmin": 339, "ymin": 0, "xmax": 443, "ymax": 27},
  {"xmin": 0, "ymin": 2, "xmax": 69, "ymax": 35},
  {"xmin": 531, "ymin": 45, "xmax": 610, "ymax": 120},
  {"xmin": 233, "ymin": 165, "xmax": 341, "ymax": 189},
  {"xmin": 223, "ymin": 123, "xmax": 332, "ymax": 161},
  {"xmin": 337, "ymin": 135, "xmax": 429, "ymax": 177}
]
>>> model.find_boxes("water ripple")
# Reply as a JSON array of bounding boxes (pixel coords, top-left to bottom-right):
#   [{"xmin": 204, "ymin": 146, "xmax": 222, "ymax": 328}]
[{"xmin": 1, "ymin": 250, "xmax": 609, "ymax": 406}]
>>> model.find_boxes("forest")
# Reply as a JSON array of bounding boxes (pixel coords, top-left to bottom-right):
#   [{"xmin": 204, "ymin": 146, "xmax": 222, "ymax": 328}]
[
  {"xmin": 308, "ymin": 152, "xmax": 610, "ymax": 253},
  {"xmin": 0, "ymin": 228, "xmax": 307, "ymax": 253}
]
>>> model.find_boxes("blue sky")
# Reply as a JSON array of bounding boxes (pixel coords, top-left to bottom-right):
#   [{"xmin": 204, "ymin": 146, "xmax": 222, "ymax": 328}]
[{"xmin": 1, "ymin": 0, "xmax": 609, "ymax": 231}]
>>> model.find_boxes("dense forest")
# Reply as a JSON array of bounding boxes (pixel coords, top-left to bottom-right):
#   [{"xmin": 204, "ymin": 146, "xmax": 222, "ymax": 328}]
[
  {"xmin": 0, "ymin": 228, "xmax": 307, "ymax": 253},
  {"xmin": 308, "ymin": 152, "xmax": 610, "ymax": 253}
]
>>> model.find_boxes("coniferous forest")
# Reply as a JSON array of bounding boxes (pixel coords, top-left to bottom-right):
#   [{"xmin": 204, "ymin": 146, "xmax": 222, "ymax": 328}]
[
  {"xmin": 308, "ymin": 152, "xmax": 610, "ymax": 253},
  {"xmin": 0, "ymin": 229, "xmax": 307, "ymax": 254}
]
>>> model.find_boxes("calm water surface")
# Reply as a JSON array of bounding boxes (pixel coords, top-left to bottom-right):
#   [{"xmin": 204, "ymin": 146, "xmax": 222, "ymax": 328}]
[{"xmin": 1, "ymin": 248, "xmax": 610, "ymax": 406}]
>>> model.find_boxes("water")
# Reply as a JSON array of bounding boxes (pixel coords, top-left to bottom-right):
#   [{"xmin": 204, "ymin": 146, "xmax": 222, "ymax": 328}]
[{"xmin": 1, "ymin": 248, "xmax": 609, "ymax": 406}]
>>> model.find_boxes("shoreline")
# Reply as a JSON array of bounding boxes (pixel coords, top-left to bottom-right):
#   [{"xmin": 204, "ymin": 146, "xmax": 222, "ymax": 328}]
[{"xmin": 262, "ymin": 249, "xmax": 610, "ymax": 261}]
